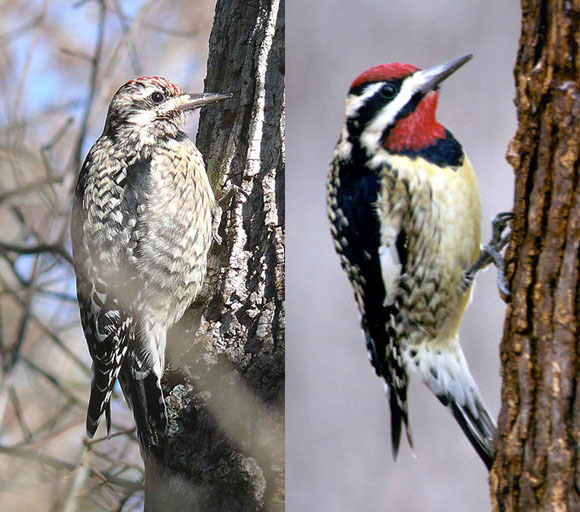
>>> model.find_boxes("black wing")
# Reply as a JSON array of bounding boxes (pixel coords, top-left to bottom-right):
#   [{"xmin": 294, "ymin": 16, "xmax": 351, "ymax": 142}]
[
  {"xmin": 71, "ymin": 147, "xmax": 150, "ymax": 437},
  {"xmin": 328, "ymin": 155, "xmax": 411, "ymax": 456}
]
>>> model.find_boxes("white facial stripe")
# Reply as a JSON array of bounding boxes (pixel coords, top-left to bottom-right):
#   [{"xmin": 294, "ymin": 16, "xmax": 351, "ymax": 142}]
[
  {"xmin": 359, "ymin": 71, "xmax": 426, "ymax": 152},
  {"xmin": 344, "ymin": 82, "xmax": 384, "ymax": 118}
]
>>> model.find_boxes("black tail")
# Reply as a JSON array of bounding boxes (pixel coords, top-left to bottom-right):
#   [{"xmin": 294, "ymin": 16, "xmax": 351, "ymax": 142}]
[
  {"xmin": 86, "ymin": 363, "xmax": 119, "ymax": 438},
  {"xmin": 438, "ymin": 394, "xmax": 495, "ymax": 470},
  {"xmin": 387, "ymin": 378, "xmax": 413, "ymax": 460},
  {"xmin": 119, "ymin": 360, "xmax": 167, "ymax": 455}
]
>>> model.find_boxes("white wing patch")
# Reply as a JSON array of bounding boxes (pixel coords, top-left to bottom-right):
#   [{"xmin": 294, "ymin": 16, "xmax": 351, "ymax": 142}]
[
  {"xmin": 377, "ymin": 195, "xmax": 403, "ymax": 306},
  {"xmin": 379, "ymin": 242, "xmax": 401, "ymax": 306}
]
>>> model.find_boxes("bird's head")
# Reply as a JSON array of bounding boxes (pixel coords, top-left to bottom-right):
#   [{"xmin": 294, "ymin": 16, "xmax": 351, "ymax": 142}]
[
  {"xmin": 343, "ymin": 55, "xmax": 472, "ymax": 154},
  {"xmin": 104, "ymin": 76, "xmax": 231, "ymax": 144}
]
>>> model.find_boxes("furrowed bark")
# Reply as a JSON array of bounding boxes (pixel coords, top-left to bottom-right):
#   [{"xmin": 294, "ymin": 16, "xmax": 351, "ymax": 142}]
[{"xmin": 491, "ymin": 1, "xmax": 580, "ymax": 510}]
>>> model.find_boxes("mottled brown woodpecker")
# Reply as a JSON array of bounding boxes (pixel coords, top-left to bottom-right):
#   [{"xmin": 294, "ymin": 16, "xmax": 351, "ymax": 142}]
[{"xmin": 71, "ymin": 76, "xmax": 230, "ymax": 449}]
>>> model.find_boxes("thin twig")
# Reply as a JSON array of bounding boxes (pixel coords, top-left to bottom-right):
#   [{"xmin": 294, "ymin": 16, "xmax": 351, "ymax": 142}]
[
  {"xmin": 40, "ymin": 116, "xmax": 75, "ymax": 178},
  {"xmin": 60, "ymin": 48, "xmax": 95, "ymax": 62},
  {"xmin": 3, "ymin": 287, "xmax": 90, "ymax": 376},
  {"xmin": 9, "ymin": 386, "xmax": 33, "ymax": 442},
  {"xmin": 86, "ymin": 427, "xmax": 137, "ymax": 446},
  {"xmin": 22, "ymin": 357, "xmax": 85, "ymax": 405},
  {"xmin": 73, "ymin": 0, "xmax": 106, "ymax": 172},
  {"xmin": 60, "ymin": 443, "xmax": 92, "ymax": 512},
  {"xmin": 0, "ymin": 240, "xmax": 73, "ymax": 265},
  {"xmin": 10, "ymin": 253, "xmax": 40, "ymax": 369},
  {"xmin": 102, "ymin": 0, "xmax": 158, "ymax": 79},
  {"xmin": 110, "ymin": 0, "xmax": 142, "ymax": 75},
  {"xmin": 0, "ymin": 16, "xmax": 43, "ymax": 44},
  {"xmin": 0, "ymin": 444, "xmax": 141, "ymax": 491},
  {"xmin": 0, "ymin": 176, "xmax": 64, "ymax": 203},
  {"xmin": 12, "ymin": 400, "xmax": 77, "ymax": 448},
  {"xmin": 12, "ymin": 0, "xmax": 48, "ymax": 140}
]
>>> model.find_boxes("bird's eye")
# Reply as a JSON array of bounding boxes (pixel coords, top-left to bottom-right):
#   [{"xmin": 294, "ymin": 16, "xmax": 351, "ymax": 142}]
[
  {"xmin": 151, "ymin": 92, "xmax": 165, "ymax": 103},
  {"xmin": 380, "ymin": 84, "xmax": 398, "ymax": 99}
]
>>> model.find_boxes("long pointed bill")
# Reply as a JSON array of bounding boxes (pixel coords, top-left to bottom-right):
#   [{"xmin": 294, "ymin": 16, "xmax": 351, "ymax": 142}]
[
  {"xmin": 180, "ymin": 92, "xmax": 232, "ymax": 111},
  {"xmin": 415, "ymin": 54, "xmax": 473, "ymax": 95}
]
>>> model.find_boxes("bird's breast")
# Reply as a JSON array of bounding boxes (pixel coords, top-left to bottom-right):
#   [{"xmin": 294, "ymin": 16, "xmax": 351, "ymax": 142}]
[
  {"xmin": 378, "ymin": 152, "xmax": 481, "ymax": 344},
  {"xmin": 137, "ymin": 140, "xmax": 215, "ymax": 325}
]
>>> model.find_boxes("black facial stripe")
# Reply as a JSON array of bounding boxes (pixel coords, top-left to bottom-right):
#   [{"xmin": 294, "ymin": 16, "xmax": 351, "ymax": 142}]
[
  {"xmin": 347, "ymin": 92, "xmax": 385, "ymax": 140},
  {"xmin": 348, "ymin": 77, "xmax": 404, "ymax": 97},
  {"xmin": 345, "ymin": 75, "xmax": 464, "ymax": 168},
  {"xmin": 125, "ymin": 98, "xmax": 151, "ymax": 111},
  {"xmin": 347, "ymin": 82, "xmax": 402, "ymax": 141},
  {"xmin": 393, "ymin": 91, "xmax": 424, "ymax": 123},
  {"xmin": 347, "ymin": 78, "xmax": 423, "ymax": 142}
]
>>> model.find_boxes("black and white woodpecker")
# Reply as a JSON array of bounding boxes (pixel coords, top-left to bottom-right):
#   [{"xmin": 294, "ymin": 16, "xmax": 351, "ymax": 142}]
[
  {"xmin": 327, "ymin": 55, "xmax": 496, "ymax": 469},
  {"xmin": 71, "ymin": 76, "xmax": 230, "ymax": 449}
]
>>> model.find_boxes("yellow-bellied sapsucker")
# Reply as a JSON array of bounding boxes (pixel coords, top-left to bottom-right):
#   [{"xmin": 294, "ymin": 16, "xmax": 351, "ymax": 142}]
[
  {"xmin": 327, "ymin": 55, "xmax": 496, "ymax": 469},
  {"xmin": 71, "ymin": 76, "xmax": 230, "ymax": 449}
]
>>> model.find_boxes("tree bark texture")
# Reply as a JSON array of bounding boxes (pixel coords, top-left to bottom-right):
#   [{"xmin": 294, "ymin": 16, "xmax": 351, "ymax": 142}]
[
  {"xmin": 491, "ymin": 1, "xmax": 580, "ymax": 510},
  {"xmin": 144, "ymin": 0, "xmax": 284, "ymax": 510}
]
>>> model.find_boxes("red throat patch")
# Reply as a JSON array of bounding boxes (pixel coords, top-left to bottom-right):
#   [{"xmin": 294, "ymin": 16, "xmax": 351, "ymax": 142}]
[{"xmin": 383, "ymin": 92, "xmax": 445, "ymax": 152}]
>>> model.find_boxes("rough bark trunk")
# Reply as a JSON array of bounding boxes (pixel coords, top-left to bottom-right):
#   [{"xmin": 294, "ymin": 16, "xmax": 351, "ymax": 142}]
[
  {"xmin": 144, "ymin": 0, "xmax": 285, "ymax": 510},
  {"xmin": 491, "ymin": 1, "xmax": 580, "ymax": 510}
]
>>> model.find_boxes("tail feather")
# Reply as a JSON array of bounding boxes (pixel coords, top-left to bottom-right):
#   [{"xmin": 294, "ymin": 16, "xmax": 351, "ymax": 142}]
[
  {"xmin": 443, "ymin": 395, "xmax": 495, "ymax": 470},
  {"xmin": 385, "ymin": 381, "xmax": 413, "ymax": 459},
  {"xmin": 368, "ymin": 317, "xmax": 413, "ymax": 460},
  {"xmin": 408, "ymin": 343, "xmax": 496, "ymax": 468},
  {"xmin": 86, "ymin": 364, "xmax": 119, "ymax": 438},
  {"xmin": 105, "ymin": 402, "xmax": 112, "ymax": 435},
  {"xmin": 119, "ymin": 360, "xmax": 167, "ymax": 453},
  {"xmin": 390, "ymin": 392, "xmax": 403, "ymax": 458}
]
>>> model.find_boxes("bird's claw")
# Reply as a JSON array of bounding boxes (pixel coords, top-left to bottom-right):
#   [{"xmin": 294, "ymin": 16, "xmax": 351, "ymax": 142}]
[{"xmin": 460, "ymin": 212, "xmax": 513, "ymax": 298}]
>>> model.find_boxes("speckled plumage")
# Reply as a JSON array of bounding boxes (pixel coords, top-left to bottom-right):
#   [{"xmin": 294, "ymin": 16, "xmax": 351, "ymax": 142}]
[
  {"xmin": 71, "ymin": 76, "xmax": 230, "ymax": 447},
  {"xmin": 327, "ymin": 56, "xmax": 495, "ymax": 469}
]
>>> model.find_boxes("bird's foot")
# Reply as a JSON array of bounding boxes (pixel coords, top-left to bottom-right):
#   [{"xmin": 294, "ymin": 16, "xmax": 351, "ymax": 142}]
[{"xmin": 460, "ymin": 212, "xmax": 513, "ymax": 297}]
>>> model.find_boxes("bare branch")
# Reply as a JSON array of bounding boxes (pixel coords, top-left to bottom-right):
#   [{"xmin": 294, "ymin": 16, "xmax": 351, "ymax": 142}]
[
  {"xmin": 0, "ymin": 240, "xmax": 73, "ymax": 265},
  {"xmin": 73, "ymin": 0, "xmax": 106, "ymax": 172},
  {"xmin": 0, "ymin": 444, "xmax": 142, "ymax": 491},
  {"xmin": 60, "ymin": 443, "xmax": 92, "ymax": 512}
]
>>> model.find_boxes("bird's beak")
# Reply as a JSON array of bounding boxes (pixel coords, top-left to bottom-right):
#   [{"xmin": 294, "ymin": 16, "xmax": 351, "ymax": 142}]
[
  {"xmin": 415, "ymin": 54, "xmax": 473, "ymax": 95},
  {"xmin": 179, "ymin": 92, "xmax": 232, "ymax": 111}
]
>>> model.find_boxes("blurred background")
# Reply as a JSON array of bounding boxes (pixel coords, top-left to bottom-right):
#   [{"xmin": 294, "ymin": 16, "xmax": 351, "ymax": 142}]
[
  {"xmin": 0, "ymin": 1, "xmax": 215, "ymax": 509},
  {"xmin": 287, "ymin": 1, "xmax": 519, "ymax": 510}
]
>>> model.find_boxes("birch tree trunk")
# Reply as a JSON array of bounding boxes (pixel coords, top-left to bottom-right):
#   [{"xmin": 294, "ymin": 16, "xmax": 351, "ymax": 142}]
[
  {"xmin": 145, "ymin": 0, "xmax": 285, "ymax": 509},
  {"xmin": 491, "ymin": 1, "xmax": 580, "ymax": 509}
]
